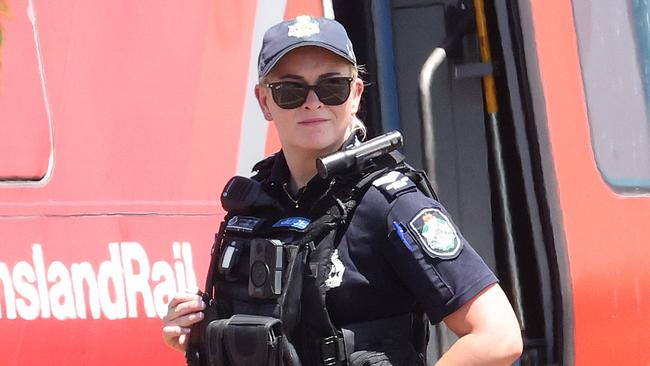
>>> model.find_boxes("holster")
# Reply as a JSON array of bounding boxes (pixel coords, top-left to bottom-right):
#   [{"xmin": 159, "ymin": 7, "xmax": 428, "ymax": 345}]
[{"xmin": 206, "ymin": 314, "xmax": 283, "ymax": 366}]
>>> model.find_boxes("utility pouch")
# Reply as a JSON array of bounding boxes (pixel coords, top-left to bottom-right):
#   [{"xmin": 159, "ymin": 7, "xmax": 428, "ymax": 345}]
[{"xmin": 206, "ymin": 314, "xmax": 283, "ymax": 366}]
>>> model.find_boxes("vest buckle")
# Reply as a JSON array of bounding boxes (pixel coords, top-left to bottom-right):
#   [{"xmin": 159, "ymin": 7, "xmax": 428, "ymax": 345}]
[{"xmin": 319, "ymin": 335, "xmax": 348, "ymax": 366}]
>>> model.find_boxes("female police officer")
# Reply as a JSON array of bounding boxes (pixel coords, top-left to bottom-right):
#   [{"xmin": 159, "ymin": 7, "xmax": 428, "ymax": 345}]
[{"xmin": 163, "ymin": 15, "xmax": 522, "ymax": 365}]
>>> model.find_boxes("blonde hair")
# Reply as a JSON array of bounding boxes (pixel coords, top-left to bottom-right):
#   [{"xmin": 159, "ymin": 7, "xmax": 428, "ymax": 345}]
[{"xmin": 352, "ymin": 116, "xmax": 367, "ymax": 140}]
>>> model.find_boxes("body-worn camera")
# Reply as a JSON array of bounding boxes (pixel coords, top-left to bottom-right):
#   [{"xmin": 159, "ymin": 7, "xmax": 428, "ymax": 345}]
[{"xmin": 249, "ymin": 238, "xmax": 284, "ymax": 299}]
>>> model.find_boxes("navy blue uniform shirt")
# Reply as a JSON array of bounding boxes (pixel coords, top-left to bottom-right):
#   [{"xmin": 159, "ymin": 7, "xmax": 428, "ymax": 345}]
[{"xmin": 257, "ymin": 150, "xmax": 497, "ymax": 327}]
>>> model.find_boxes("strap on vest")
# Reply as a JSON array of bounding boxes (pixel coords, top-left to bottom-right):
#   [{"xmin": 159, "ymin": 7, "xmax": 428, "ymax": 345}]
[
  {"xmin": 205, "ymin": 220, "xmax": 227, "ymax": 299},
  {"xmin": 296, "ymin": 152, "xmax": 434, "ymax": 366},
  {"xmin": 399, "ymin": 164, "xmax": 438, "ymax": 201},
  {"xmin": 318, "ymin": 335, "xmax": 348, "ymax": 366},
  {"xmin": 279, "ymin": 243, "xmax": 308, "ymax": 337}
]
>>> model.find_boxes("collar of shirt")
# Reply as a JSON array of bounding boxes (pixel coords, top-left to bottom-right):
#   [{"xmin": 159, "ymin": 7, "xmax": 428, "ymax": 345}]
[{"xmin": 263, "ymin": 131, "xmax": 361, "ymax": 212}]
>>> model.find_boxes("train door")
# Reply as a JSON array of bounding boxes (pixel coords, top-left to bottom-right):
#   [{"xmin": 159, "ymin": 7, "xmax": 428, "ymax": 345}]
[
  {"xmin": 524, "ymin": 0, "xmax": 650, "ymax": 364},
  {"xmin": 332, "ymin": 1, "xmax": 563, "ymax": 364}
]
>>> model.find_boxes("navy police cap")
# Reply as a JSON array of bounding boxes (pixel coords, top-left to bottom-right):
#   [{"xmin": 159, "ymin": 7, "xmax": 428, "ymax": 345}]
[{"xmin": 258, "ymin": 15, "xmax": 357, "ymax": 77}]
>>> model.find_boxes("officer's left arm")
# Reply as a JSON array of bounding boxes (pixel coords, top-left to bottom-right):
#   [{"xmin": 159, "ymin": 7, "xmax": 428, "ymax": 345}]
[
  {"xmin": 377, "ymin": 181, "xmax": 522, "ymax": 365},
  {"xmin": 435, "ymin": 283, "xmax": 522, "ymax": 366}
]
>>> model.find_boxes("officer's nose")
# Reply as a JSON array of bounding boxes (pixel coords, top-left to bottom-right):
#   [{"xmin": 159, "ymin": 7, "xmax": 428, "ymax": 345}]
[{"xmin": 302, "ymin": 89, "xmax": 323, "ymax": 110}]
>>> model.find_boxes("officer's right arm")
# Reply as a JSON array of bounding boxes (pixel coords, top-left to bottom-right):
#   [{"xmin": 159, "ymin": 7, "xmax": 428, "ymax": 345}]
[{"xmin": 162, "ymin": 289, "xmax": 206, "ymax": 352}]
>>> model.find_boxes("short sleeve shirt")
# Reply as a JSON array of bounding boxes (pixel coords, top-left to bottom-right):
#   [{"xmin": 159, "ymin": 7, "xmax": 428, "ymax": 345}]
[
  {"xmin": 259, "ymin": 152, "xmax": 497, "ymax": 327},
  {"xmin": 325, "ymin": 179, "xmax": 497, "ymax": 326}
]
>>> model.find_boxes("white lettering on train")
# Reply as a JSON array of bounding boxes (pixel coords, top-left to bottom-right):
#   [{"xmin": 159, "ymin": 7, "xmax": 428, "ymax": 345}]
[{"xmin": 0, "ymin": 241, "xmax": 197, "ymax": 320}]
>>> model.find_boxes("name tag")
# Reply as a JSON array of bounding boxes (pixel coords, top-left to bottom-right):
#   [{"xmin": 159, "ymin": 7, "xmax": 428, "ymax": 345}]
[
  {"xmin": 272, "ymin": 217, "xmax": 311, "ymax": 231},
  {"xmin": 226, "ymin": 216, "xmax": 263, "ymax": 233}
]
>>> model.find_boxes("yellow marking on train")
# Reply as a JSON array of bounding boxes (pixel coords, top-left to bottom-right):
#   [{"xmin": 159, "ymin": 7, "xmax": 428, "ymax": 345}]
[{"xmin": 473, "ymin": 0, "xmax": 499, "ymax": 115}]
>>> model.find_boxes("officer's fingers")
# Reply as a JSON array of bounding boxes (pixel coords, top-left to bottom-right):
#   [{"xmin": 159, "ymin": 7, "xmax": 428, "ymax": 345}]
[
  {"xmin": 162, "ymin": 324, "xmax": 190, "ymax": 340},
  {"xmin": 175, "ymin": 298, "xmax": 206, "ymax": 315},
  {"xmin": 162, "ymin": 325, "xmax": 191, "ymax": 352},
  {"xmin": 167, "ymin": 291, "xmax": 201, "ymax": 310},
  {"xmin": 165, "ymin": 311, "xmax": 204, "ymax": 329},
  {"xmin": 164, "ymin": 298, "xmax": 205, "ymax": 323},
  {"xmin": 178, "ymin": 333, "xmax": 190, "ymax": 347}
]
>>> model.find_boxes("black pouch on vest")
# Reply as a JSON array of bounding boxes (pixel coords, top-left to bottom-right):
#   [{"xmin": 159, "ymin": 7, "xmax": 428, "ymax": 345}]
[{"xmin": 206, "ymin": 314, "xmax": 283, "ymax": 366}]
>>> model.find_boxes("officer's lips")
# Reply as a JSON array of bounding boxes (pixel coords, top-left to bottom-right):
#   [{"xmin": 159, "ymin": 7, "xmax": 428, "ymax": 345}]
[{"xmin": 298, "ymin": 118, "xmax": 329, "ymax": 126}]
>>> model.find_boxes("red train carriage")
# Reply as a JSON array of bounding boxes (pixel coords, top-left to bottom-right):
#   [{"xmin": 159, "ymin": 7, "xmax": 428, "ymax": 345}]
[{"xmin": 1, "ymin": 0, "xmax": 649, "ymax": 365}]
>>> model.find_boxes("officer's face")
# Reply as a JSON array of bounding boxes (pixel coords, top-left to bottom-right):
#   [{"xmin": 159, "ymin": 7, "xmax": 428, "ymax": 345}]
[{"xmin": 256, "ymin": 46, "xmax": 363, "ymax": 158}]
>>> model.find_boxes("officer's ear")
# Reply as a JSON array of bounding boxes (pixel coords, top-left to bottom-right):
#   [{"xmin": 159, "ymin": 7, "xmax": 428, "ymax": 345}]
[
  {"xmin": 349, "ymin": 77, "xmax": 364, "ymax": 115},
  {"xmin": 255, "ymin": 84, "xmax": 274, "ymax": 121}
]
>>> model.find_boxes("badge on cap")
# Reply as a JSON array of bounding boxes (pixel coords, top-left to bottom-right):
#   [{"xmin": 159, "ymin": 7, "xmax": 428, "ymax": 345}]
[
  {"xmin": 288, "ymin": 15, "xmax": 320, "ymax": 38},
  {"xmin": 408, "ymin": 208, "xmax": 462, "ymax": 259}
]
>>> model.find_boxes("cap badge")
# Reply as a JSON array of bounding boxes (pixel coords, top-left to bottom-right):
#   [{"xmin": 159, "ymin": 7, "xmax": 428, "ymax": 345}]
[{"xmin": 288, "ymin": 15, "xmax": 320, "ymax": 38}]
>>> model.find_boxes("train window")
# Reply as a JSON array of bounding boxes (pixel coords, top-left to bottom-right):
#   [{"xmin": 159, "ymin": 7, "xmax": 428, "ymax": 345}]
[
  {"xmin": 572, "ymin": 1, "xmax": 650, "ymax": 192},
  {"xmin": 0, "ymin": 1, "xmax": 52, "ymax": 184}
]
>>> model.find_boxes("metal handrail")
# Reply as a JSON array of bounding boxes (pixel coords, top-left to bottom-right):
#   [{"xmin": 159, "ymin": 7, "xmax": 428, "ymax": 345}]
[{"xmin": 418, "ymin": 10, "xmax": 474, "ymax": 189}]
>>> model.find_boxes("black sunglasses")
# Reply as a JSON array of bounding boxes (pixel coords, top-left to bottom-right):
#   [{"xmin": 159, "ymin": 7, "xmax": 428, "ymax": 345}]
[{"xmin": 264, "ymin": 76, "xmax": 354, "ymax": 109}]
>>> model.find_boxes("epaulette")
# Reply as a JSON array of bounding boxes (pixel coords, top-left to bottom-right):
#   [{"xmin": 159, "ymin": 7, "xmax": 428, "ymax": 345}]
[
  {"xmin": 250, "ymin": 153, "xmax": 277, "ymax": 182},
  {"xmin": 371, "ymin": 170, "xmax": 417, "ymax": 201}
]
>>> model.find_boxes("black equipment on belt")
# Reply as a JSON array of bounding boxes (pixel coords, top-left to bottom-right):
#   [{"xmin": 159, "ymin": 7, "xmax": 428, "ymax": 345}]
[{"xmin": 205, "ymin": 315, "xmax": 284, "ymax": 366}]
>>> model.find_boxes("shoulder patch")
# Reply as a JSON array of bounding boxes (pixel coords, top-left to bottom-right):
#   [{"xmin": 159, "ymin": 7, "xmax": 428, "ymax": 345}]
[
  {"xmin": 408, "ymin": 208, "xmax": 462, "ymax": 259},
  {"xmin": 372, "ymin": 171, "xmax": 416, "ymax": 200}
]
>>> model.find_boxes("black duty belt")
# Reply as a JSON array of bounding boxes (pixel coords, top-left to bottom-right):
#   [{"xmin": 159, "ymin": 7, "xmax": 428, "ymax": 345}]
[{"xmin": 340, "ymin": 313, "xmax": 415, "ymax": 352}]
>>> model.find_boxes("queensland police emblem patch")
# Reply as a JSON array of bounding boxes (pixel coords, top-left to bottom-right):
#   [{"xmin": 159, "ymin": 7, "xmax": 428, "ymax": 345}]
[
  {"xmin": 288, "ymin": 15, "xmax": 320, "ymax": 38},
  {"xmin": 408, "ymin": 208, "xmax": 462, "ymax": 259}
]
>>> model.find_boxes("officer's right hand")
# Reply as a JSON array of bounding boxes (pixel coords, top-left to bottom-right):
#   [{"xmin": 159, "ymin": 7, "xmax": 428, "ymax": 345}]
[{"xmin": 162, "ymin": 289, "xmax": 206, "ymax": 352}]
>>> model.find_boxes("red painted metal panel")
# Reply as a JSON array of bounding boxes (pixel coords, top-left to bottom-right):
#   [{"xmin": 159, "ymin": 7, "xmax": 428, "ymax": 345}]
[
  {"xmin": 529, "ymin": 1, "xmax": 650, "ymax": 364},
  {"xmin": 0, "ymin": 216, "xmax": 215, "ymax": 365},
  {"xmin": 0, "ymin": 0, "xmax": 325, "ymax": 365}
]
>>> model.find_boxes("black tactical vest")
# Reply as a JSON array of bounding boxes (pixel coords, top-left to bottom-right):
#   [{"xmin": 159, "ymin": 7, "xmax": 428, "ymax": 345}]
[{"xmin": 187, "ymin": 152, "xmax": 434, "ymax": 366}]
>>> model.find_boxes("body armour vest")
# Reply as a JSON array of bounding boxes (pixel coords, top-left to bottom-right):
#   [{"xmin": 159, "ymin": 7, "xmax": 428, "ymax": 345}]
[{"xmin": 186, "ymin": 152, "xmax": 434, "ymax": 366}]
